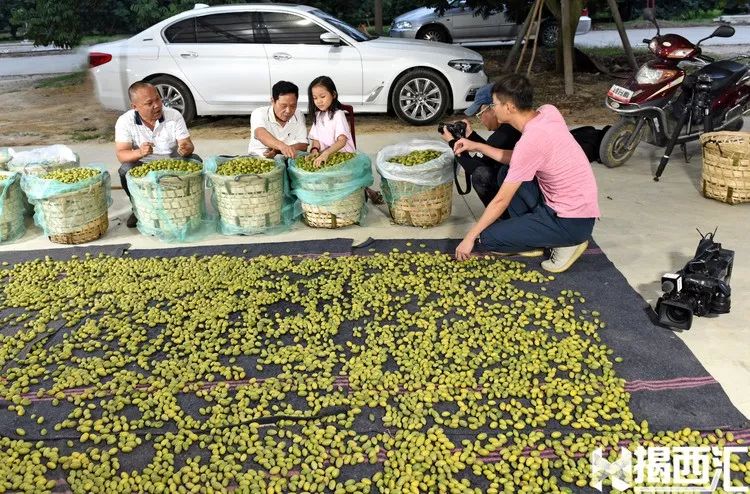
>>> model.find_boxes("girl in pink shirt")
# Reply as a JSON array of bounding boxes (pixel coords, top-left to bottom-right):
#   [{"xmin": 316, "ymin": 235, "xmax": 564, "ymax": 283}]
[
  {"xmin": 307, "ymin": 76, "xmax": 355, "ymax": 168},
  {"xmin": 306, "ymin": 76, "xmax": 383, "ymax": 203}
]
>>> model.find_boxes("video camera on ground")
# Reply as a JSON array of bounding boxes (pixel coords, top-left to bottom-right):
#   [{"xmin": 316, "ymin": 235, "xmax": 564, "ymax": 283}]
[
  {"xmin": 437, "ymin": 121, "xmax": 467, "ymax": 141},
  {"xmin": 655, "ymin": 229, "xmax": 733, "ymax": 330}
]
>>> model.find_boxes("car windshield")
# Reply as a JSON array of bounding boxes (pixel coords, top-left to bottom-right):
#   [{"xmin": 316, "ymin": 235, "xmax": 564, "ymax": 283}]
[{"xmin": 310, "ymin": 9, "xmax": 372, "ymax": 42}]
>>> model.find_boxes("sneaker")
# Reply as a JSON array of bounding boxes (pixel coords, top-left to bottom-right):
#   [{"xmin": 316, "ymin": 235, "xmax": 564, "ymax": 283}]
[
  {"xmin": 491, "ymin": 249, "xmax": 545, "ymax": 258},
  {"xmin": 126, "ymin": 213, "xmax": 138, "ymax": 228},
  {"xmin": 541, "ymin": 241, "xmax": 589, "ymax": 273}
]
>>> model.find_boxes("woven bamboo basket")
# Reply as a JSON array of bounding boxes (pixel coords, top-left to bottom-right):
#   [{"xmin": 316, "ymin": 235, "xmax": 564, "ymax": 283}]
[
  {"xmin": 10, "ymin": 161, "xmax": 78, "ymax": 216},
  {"xmin": 38, "ymin": 177, "xmax": 109, "ymax": 244},
  {"xmin": 700, "ymin": 131, "xmax": 750, "ymax": 205},
  {"xmin": 301, "ymin": 189, "xmax": 364, "ymax": 229},
  {"xmin": 209, "ymin": 167, "xmax": 284, "ymax": 231},
  {"xmin": 8, "ymin": 160, "xmax": 77, "ymax": 177},
  {"xmin": 384, "ymin": 180, "xmax": 453, "ymax": 227},
  {"xmin": 0, "ymin": 172, "xmax": 25, "ymax": 242},
  {"xmin": 129, "ymin": 171, "xmax": 203, "ymax": 232}
]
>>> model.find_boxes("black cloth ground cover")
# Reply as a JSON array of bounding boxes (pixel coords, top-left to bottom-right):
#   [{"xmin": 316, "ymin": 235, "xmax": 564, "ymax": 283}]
[{"xmin": 0, "ymin": 238, "xmax": 747, "ymax": 494}]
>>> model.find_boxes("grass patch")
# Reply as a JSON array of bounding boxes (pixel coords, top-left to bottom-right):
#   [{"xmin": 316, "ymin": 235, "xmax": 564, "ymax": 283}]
[
  {"xmin": 34, "ymin": 71, "xmax": 86, "ymax": 89},
  {"xmin": 70, "ymin": 127, "xmax": 114, "ymax": 142},
  {"xmin": 578, "ymin": 46, "xmax": 650, "ymax": 58}
]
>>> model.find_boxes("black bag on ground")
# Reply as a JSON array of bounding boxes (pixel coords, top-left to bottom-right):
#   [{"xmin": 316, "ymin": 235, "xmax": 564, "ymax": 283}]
[{"xmin": 571, "ymin": 125, "xmax": 611, "ymax": 164}]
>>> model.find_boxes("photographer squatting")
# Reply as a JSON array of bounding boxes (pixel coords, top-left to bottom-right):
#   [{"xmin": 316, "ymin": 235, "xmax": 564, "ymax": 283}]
[{"xmin": 451, "ymin": 74, "xmax": 600, "ymax": 273}]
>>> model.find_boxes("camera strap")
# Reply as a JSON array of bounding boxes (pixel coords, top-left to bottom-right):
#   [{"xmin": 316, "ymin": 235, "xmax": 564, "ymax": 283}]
[{"xmin": 453, "ymin": 157, "xmax": 472, "ymax": 195}]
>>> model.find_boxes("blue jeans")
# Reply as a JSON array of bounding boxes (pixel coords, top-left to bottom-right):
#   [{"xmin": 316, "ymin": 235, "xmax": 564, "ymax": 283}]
[{"xmin": 478, "ymin": 166, "xmax": 595, "ymax": 252}]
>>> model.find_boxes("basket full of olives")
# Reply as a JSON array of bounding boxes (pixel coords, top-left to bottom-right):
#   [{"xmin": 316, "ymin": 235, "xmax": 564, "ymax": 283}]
[
  {"xmin": 288, "ymin": 152, "xmax": 372, "ymax": 229},
  {"xmin": 24, "ymin": 167, "xmax": 110, "ymax": 244},
  {"xmin": 376, "ymin": 146, "xmax": 454, "ymax": 228},
  {"xmin": 206, "ymin": 156, "xmax": 285, "ymax": 233},
  {"xmin": 126, "ymin": 159, "xmax": 204, "ymax": 238}
]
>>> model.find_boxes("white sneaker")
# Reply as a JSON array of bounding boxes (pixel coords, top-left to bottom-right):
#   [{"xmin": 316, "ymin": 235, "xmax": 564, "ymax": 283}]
[{"xmin": 541, "ymin": 241, "xmax": 589, "ymax": 273}]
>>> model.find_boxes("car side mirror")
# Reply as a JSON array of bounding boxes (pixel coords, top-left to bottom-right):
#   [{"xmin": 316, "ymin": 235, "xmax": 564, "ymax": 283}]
[
  {"xmin": 712, "ymin": 25, "xmax": 735, "ymax": 38},
  {"xmin": 320, "ymin": 32, "xmax": 342, "ymax": 45}
]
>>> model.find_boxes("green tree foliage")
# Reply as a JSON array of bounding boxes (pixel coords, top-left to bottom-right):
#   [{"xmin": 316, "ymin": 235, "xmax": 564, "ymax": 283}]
[
  {"xmin": 7, "ymin": 0, "xmax": 739, "ymax": 49},
  {"xmin": 1, "ymin": 0, "xmax": 32, "ymax": 39},
  {"xmin": 11, "ymin": 0, "xmax": 420, "ymax": 48},
  {"xmin": 10, "ymin": 0, "xmax": 247, "ymax": 48}
]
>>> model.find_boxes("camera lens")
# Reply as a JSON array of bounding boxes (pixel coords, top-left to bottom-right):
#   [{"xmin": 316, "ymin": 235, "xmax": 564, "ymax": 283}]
[
  {"xmin": 665, "ymin": 305, "xmax": 690, "ymax": 324},
  {"xmin": 661, "ymin": 281, "xmax": 675, "ymax": 293}
]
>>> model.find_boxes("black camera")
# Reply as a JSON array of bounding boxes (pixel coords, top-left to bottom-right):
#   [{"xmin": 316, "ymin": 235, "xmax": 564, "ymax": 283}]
[
  {"xmin": 437, "ymin": 121, "xmax": 467, "ymax": 140},
  {"xmin": 655, "ymin": 229, "xmax": 733, "ymax": 330}
]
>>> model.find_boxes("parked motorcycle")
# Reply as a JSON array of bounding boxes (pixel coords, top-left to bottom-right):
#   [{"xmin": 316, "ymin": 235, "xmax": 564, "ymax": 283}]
[{"xmin": 600, "ymin": 8, "xmax": 750, "ymax": 179}]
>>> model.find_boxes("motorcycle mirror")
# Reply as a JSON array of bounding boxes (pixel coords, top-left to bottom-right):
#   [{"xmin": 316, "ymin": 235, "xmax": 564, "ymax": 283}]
[
  {"xmin": 696, "ymin": 24, "xmax": 735, "ymax": 46},
  {"xmin": 642, "ymin": 8, "xmax": 660, "ymax": 35},
  {"xmin": 712, "ymin": 25, "xmax": 735, "ymax": 38}
]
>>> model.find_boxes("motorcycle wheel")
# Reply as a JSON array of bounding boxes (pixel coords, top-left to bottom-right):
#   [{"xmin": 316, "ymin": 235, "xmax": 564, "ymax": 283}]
[{"xmin": 599, "ymin": 118, "xmax": 646, "ymax": 168}]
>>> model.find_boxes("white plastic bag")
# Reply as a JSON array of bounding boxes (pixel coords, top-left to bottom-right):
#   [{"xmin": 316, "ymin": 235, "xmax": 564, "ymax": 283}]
[
  {"xmin": 375, "ymin": 139, "xmax": 454, "ymax": 186},
  {"xmin": 7, "ymin": 145, "xmax": 79, "ymax": 171}
]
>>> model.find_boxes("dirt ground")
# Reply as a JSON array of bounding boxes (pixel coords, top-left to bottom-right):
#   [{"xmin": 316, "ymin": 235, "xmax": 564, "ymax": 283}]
[{"xmin": 0, "ymin": 47, "xmax": 651, "ymax": 147}]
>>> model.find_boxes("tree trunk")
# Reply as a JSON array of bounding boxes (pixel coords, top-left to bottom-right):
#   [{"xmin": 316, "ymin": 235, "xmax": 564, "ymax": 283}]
[
  {"xmin": 502, "ymin": 5, "xmax": 538, "ymax": 72},
  {"xmin": 374, "ymin": 0, "xmax": 383, "ymax": 35},
  {"xmin": 546, "ymin": 0, "xmax": 582, "ymax": 73},
  {"xmin": 561, "ymin": 0, "xmax": 574, "ymax": 95}
]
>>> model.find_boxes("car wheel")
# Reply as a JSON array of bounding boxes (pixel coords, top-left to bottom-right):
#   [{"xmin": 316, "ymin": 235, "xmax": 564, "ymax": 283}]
[
  {"xmin": 540, "ymin": 21, "xmax": 559, "ymax": 48},
  {"xmin": 149, "ymin": 75, "xmax": 196, "ymax": 124},
  {"xmin": 391, "ymin": 69, "xmax": 449, "ymax": 126},
  {"xmin": 417, "ymin": 25, "xmax": 450, "ymax": 43}
]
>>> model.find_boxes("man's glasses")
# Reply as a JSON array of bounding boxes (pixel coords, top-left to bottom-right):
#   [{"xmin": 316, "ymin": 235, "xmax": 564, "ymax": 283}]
[{"xmin": 475, "ymin": 103, "xmax": 496, "ymax": 118}]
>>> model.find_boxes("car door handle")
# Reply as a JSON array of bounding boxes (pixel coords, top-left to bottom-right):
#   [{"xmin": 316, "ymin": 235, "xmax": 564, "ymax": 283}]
[
  {"xmin": 180, "ymin": 52, "xmax": 198, "ymax": 58},
  {"xmin": 272, "ymin": 53, "xmax": 292, "ymax": 61}
]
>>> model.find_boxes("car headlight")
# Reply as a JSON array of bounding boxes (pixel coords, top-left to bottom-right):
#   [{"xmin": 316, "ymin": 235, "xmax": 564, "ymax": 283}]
[
  {"xmin": 635, "ymin": 66, "xmax": 679, "ymax": 84},
  {"xmin": 448, "ymin": 59, "xmax": 484, "ymax": 73},
  {"xmin": 393, "ymin": 20, "xmax": 412, "ymax": 30}
]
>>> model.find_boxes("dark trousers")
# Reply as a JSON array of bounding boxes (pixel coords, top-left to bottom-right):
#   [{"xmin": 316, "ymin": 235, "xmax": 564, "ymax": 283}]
[
  {"xmin": 470, "ymin": 164, "xmax": 501, "ymax": 207},
  {"xmin": 477, "ymin": 166, "xmax": 595, "ymax": 252},
  {"xmin": 118, "ymin": 154, "xmax": 201, "ymax": 198}
]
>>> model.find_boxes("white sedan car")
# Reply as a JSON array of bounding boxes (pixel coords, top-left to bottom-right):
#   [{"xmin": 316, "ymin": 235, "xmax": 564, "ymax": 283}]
[{"xmin": 88, "ymin": 4, "xmax": 488, "ymax": 125}]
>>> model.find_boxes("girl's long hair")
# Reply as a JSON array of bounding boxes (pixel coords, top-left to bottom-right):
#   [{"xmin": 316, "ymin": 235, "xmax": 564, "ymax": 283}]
[{"xmin": 308, "ymin": 75, "xmax": 343, "ymax": 124}]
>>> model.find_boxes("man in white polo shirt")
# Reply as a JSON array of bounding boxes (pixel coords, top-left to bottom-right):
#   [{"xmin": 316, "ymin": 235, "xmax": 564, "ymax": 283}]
[
  {"xmin": 115, "ymin": 81, "xmax": 198, "ymax": 227},
  {"xmin": 248, "ymin": 81, "xmax": 308, "ymax": 158}
]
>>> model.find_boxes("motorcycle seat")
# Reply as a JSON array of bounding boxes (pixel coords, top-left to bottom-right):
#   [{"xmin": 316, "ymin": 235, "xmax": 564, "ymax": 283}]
[{"xmin": 697, "ymin": 60, "xmax": 749, "ymax": 92}]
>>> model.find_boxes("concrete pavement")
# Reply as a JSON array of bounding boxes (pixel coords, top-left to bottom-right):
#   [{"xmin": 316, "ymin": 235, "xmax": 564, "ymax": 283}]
[
  {"xmin": 3, "ymin": 122, "xmax": 749, "ymax": 419},
  {"xmin": 575, "ymin": 24, "xmax": 750, "ymax": 47}
]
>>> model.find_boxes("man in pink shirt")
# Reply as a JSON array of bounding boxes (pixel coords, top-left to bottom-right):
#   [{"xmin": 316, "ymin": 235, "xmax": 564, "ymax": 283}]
[{"xmin": 453, "ymin": 73, "xmax": 600, "ymax": 273}]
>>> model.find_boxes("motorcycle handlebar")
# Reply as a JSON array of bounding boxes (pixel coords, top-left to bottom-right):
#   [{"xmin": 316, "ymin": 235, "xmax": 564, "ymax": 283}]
[{"xmin": 642, "ymin": 38, "xmax": 651, "ymax": 44}]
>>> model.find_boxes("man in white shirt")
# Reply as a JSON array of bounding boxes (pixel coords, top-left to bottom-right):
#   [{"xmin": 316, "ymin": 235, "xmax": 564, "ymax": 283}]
[
  {"xmin": 115, "ymin": 81, "xmax": 197, "ymax": 227},
  {"xmin": 248, "ymin": 81, "xmax": 308, "ymax": 158}
]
